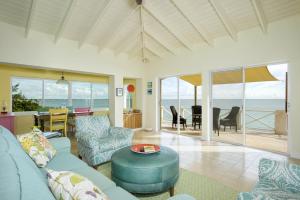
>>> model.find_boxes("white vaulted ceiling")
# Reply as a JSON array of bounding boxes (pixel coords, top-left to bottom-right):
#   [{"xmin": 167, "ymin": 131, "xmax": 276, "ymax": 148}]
[{"xmin": 0, "ymin": 0, "xmax": 299, "ymax": 62}]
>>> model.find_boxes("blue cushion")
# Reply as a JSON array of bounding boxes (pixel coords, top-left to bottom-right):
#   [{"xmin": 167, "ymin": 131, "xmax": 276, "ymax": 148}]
[
  {"xmin": 48, "ymin": 137, "xmax": 70, "ymax": 153},
  {"xmin": 45, "ymin": 152, "xmax": 88, "ymax": 171}
]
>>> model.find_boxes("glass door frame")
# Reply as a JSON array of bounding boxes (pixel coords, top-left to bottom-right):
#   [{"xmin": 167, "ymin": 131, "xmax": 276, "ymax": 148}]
[
  {"xmin": 209, "ymin": 66, "xmax": 246, "ymax": 145},
  {"xmin": 159, "ymin": 76, "xmax": 181, "ymax": 134}
]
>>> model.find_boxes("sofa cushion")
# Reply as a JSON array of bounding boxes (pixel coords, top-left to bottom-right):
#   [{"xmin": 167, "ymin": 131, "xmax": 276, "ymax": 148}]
[
  {"xmin": 45, "ymin": 152, "xmax": 88, "ymax": 171},
  {"xmin": 47, "ymin": 169, "xmax": 109, "ymax": 200},
  {"xmin": 48, "ymin": 137, "xmax": 71, "ymax": 153}
]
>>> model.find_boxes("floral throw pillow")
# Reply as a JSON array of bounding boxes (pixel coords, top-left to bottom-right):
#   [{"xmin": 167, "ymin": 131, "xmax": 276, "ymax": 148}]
[
  {"xmin": 17, "ymin": 128, "xmax": 56, "ymax": 167},
  {"xmin": 47, "ymin": 169, "xmax": 109, "ymax": 200}
]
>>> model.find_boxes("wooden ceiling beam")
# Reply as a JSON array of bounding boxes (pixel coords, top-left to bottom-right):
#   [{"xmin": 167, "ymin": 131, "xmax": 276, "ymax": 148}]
[
  {"xmin": 169, "ymin": 0, "xmax": 213, "ymax": 46},
  {"xmin": 144, "ymin": 31, "xmax": 175, "ymax": 55},
  {"xmin": 25, "ymin": 0, "xmax": 37, "ymax": 38},
  {"xmin": 145, "ymin": 46, "xmax": 162, "ymax": 58},
  {"xmin": 54, "ymin": 0, "xmax": 77, "ymax": 43},
  {"xmin": 98, "ymin": 5, "xmax": 139, "ymax": 52},
  {"xmin": 79, "ymin": 0, "xmax": 114, "ymax": 48},
  {"xmin": 143, "ymin": 5, "xmax": 192, "ymax": 50},
  {"xmin": 208, "ymin": 0, "xmax": 237, "ymax": 41},
  {"xmin": 251, "ymin": 0, "xmax": 268, "ymax": 33}
]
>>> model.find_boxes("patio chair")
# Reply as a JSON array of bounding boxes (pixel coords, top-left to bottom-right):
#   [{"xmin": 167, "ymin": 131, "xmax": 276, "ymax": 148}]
[
  {"xmin": 191, "ymin": 105, "xmax": 202, "ymax": 129},
  {"xmin": 220, "ymin": 106, "xmax": 240, "ymax": 132},
  {"xmin": 213, "ymin": 107, "xmax": 221, "ymax": 136},
  {"xmin": 170, "ymin": 106, "xmax": 187, "ymax": 130}
]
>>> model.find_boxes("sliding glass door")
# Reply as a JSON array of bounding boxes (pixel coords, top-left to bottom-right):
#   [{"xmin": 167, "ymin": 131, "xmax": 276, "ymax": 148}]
[
  {"xmin": 160, "ymin": 77, "xmax": 179, "ymax": 133},
  {"xmin": 210, "ymin": 64, "xmax": 288, "ymax": 153},
  {"xmin": 211, "ymin": 68, "xmax": 244, "ymax": 145},
  {"xmin": 160, "ymin": 74, "xmax": 202, "ymax": 136}
]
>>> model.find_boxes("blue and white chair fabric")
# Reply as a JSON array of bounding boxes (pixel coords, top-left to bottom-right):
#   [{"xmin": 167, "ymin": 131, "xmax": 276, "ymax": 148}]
[
  {"xmin": 75, "ymin": 115, "xmax": 134, "ymax": 166},
  {"xmin": 238, "ymin": 158, "xmax": 300, "ymax": 200}
]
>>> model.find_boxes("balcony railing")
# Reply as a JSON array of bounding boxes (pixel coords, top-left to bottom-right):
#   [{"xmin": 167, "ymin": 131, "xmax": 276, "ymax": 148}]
[{"xmin": 161, "ymin": 106, "xmax": 287, "ymax": 134}]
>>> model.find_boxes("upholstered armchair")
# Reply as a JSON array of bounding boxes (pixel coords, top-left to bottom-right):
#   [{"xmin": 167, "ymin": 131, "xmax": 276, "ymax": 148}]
[
  {"xmin": 75, "ymin": 115, "xmax": 134, "ymax": 167},
  {"xmin": 238, "ymin": 158, "xmax": 300, "ymax": 200}
]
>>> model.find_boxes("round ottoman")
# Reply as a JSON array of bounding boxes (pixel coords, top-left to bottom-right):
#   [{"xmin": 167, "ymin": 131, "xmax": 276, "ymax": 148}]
[{"xmin": 111, "ymin": 146, "xmax": 179, "ymax": 195}]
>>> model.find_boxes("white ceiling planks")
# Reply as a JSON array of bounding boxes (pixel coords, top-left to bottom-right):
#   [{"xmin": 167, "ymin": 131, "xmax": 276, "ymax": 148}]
[{"xmin": 0, "ymin": 0, "xmax": 299, "ymax": 62}]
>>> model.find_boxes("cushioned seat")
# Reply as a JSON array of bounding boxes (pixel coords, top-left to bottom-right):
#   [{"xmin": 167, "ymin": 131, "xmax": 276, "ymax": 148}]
[
  {"xmin": 76, "ymin": 115, "xmax": 134, "ymax": 166},
  {"xmin": 111, "ymin": 146, "xmax": 179, "ymax": 194},
  {"xmin": 45, "ymin": 152, "xmax": 88, "ymax": 170}
]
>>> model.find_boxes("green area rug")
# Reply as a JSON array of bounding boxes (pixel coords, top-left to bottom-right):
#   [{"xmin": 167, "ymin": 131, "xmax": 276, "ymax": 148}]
[{"xmin": 97, "ymin": 163, "xmax": 239, "ymax": 200}]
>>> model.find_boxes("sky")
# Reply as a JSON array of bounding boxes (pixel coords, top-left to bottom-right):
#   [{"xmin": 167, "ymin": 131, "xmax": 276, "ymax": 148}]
[{"xmin": 162, "ymin": 63, "xmax": 288, "ymax": 99}]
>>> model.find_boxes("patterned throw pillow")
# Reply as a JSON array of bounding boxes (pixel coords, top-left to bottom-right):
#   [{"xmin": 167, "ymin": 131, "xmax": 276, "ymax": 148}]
[
  {"xmin": 17, "ymin": 127, "xmax": 56, "ymax": 167},
  {"xmin": 47, "ymin": 169, "xmax": 109, "ymax": 200}
]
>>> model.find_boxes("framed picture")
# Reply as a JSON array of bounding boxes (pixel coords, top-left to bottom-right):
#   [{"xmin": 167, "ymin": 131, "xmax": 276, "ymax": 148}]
[
  {"xmin": 116, "ymin": 88, "xmax": 123, "ymax": 96},
  {"xmin": 147, "ymin": 89, "xmax": 152, "ymax": 95},
  {"xmin": 147, "ymin": 81, "xmax": 153, "ymax": 95}
]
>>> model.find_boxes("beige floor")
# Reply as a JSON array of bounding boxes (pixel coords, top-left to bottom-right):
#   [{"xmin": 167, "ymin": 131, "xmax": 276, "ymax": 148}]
[
  {"xmin": 162, "ymin": 126, "xmax": 288, "ymax": 154},
  {"xmin": 70, "ymin": 130, "xmax": 299, "ymax": 192}
]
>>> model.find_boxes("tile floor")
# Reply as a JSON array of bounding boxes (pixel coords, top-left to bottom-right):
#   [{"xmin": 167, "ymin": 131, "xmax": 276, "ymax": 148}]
[{"xmin": 71, "ymin": 130, "xmax": 300, "ymax": 192}]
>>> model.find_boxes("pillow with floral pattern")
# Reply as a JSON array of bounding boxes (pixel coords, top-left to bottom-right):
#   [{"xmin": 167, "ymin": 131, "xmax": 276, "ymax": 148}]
[
  {"xmin": 47, "ymin": 169, "xmax": 109, "ymax": 200},
  {"xmin": 17, "ymin": 127, "xmax": 56, "ymax": 167}
]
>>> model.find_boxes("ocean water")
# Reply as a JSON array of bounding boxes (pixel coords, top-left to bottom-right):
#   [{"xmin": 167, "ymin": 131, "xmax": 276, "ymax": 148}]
[
  {"xmin": 37, "ymin": 99, "xmax": 109, "ymax": 109},
  {"xmin": 161, "ymin": 99, "xmax": 286, "ymax": 131}
]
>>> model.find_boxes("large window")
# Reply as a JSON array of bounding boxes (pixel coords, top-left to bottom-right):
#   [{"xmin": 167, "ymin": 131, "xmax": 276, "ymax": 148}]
[{"xmin": 11, "ymin": 77, "xmax": 109, "ymax": 112}]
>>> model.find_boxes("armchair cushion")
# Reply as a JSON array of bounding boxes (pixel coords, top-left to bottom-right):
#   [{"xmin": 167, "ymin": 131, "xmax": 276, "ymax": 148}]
[{"xmin": 76, "ymin": 115, "xmax": 110, "ymax": 139}]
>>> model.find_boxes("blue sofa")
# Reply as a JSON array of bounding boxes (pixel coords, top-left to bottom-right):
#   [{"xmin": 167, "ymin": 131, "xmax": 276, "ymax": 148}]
[
  {"xmin": 238, "ymin": 158, "xmax": 300, "ymax": 200},
  {"xmin": 0, "ymin": 126, "xmax": 195, "ymax": 200},
  {"xmin": 75, "ymin": 115, "xmax": 134, "ymax": 167}
]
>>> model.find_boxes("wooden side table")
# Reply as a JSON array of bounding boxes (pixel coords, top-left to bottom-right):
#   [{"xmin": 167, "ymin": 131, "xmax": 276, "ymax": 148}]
[{"xmin": 0, "ymin": 113, "xmax": 15, "ymax": 134}]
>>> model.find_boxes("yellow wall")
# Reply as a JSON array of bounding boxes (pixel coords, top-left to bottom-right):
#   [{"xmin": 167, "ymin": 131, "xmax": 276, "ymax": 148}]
[
  {"xmin": 0, "ymin": 63, "xmax": 109, "ymax": 134},
  {"xmin": 124, "ymin": 78, "xmax": 137, "ymax": 110},
  {"xmin": 0, "ymin": 63, "xmax": 109, "ymax": 112}
]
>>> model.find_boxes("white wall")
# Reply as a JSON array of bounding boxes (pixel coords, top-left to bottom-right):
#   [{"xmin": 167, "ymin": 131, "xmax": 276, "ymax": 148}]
[
  {"xmin": 0, "ymin": 21, "xmax": 145, "ymax": 126},
  {"xmin": 144, "ymin": 15, "xmax": 300, "ymax": 158}
]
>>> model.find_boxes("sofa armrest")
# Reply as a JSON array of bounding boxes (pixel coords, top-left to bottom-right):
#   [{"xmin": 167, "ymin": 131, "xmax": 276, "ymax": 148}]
[
  {"xmin": 109, "ymin": 127, "xmax": 134, "ymax": 141},
  {"xmin": 48, "ymin": 137, "xmax": 71, "ymax": 153}
]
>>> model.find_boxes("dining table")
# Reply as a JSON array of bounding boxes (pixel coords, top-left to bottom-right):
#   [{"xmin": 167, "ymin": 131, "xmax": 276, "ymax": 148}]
[{"xmin": 34, "ymin": 111, "xmax": 93, "ymax": 131}]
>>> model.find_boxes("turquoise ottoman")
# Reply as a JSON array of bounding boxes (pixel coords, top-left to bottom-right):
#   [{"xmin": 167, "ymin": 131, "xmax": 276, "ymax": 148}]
[{"xmin": 111, "ymin": 146, "xmax": 179, "ymax": 196}]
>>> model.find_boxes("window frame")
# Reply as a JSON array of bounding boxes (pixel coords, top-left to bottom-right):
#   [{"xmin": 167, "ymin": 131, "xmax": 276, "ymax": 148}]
[{"xmin": 10, "ymin": 76, "xmax": 109, "ymax": 113}]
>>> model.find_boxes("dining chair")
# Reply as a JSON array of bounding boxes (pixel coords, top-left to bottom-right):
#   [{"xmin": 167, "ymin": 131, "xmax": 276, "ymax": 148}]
[
  {"xmin": 220, "ymin": 106, "xmax": 240, "ymax": 132},
  {"xmin": 69, "ymin": 107, "xmax": 92, "ymax": 134},
  {"xmin": 45, "ymin": 108, "xmax": 68, "ymax": 137}
]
